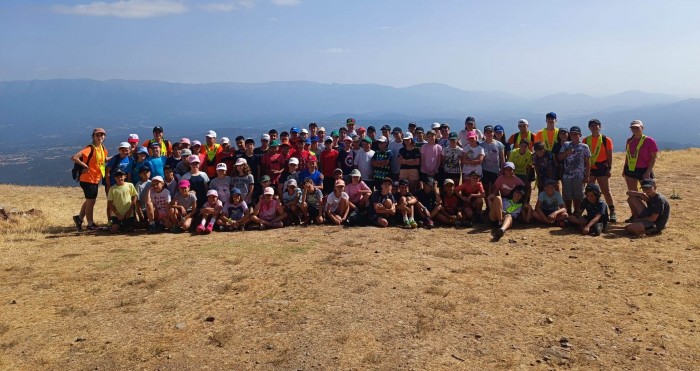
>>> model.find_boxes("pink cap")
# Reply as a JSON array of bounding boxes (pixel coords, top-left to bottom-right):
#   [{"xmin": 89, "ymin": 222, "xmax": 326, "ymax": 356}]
[
  {"xmin": 467, "ymin": 131, "xmax": 477, "ymax": 139},
  {"xmin": 188, "ymin": 155, "xmax": 200, "ymax": 164},
  {"xmin": 180, "ymin": 138, "xmax": 191, "ymax": 145},
  {"xmin": 178, "ymin": 179, "xmax": 190, "ymax": 188}
]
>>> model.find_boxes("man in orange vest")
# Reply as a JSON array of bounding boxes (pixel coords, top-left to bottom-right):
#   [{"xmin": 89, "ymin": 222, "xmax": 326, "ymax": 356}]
[
  {"xmin": 534, "ymin": 112, "xmax": 559, "ymax": 152},
  {"xmin": 202, "ymin": 130, "xmax": 222, "ymax": 178}
]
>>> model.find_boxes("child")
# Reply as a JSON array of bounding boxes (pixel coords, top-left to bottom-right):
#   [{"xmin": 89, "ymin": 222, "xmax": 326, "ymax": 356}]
[
  {"xmin": 325, "ymin": 179, "xmax": 350, "ymax": 225},
  {"xmin": 300, "ymin": 177, "xmax": 324, "ymax": 225},
  {"xmin": 231, "ymin": 158, "xmax": 255, "ymax": 206},
  {"xmin": 197, "ymin": 190, "xmax": 223, "ymax": 234},
  {"xmin": 533, "ymin": 141, "xmax": 558, "ymax": 191},
  {"xmin": 146, "ymin": 176, "xmax": 173, "ymax": 232},
  {"xmin": 250, "ymin": 187, "xmax": 287, "ymax": 229},
  {"xmin": 168, "ymin": 179, "xmax": 197, "ymax": 233},
  {"xmin": 218, "ymin": 188, "xmax": 250, "ymax": 231},
  {"xmin": 131, "ymin": 147, "xmax": 149, "ymax": 184},
  {"xmin": 278, "ymin": 157, "xmax": 301, "ymax": 195},
  {"xmin": 624, "ymin": 179, "xmax": 670, "ymax": 236},
  {"xmin": 281, "ymin": 178, "xmax": 303, "ymax": 225},
  {"xmin": 181, "ymin": 155, "xmax": 210, "ymax": 209},
  {"xmin": 567, "ymin": 183, "xmax": 608, "ymax": 236},
  {"xmin": 134, "ymin": 165, "xmax": 152, "ymax": 225},
  {"xmin": 209, "ymin": 163, "xmax": 232, "ymax": 202},
  {"xmin": 509, "ymin": 139, "xmax": 534, "ymax": 202},
  {"xmin": 435, "ymin": 178, "xmax": 465, "ymax": 227},
  {"xmin": 533, "ymin": 179, "xmax": 568, "ymax": 225},
  {"xmin": 368, "ymin": 177, "xmax": 396, "ymax": 228},
  {"xmin": 558, "ymin": 126, "xmax": 591, "ymax": 214},
  {"xmin": 414, "ymin": 177, "xmax": 442, "ymax": 229},
  {"xmin": 163, "ymin": 166, "xmax": 177, "ymax": 196},
  {"xmin": 456, "ymin": 171, "xmax": 485, "ymax": 224},
  {"xmin": 394, "ymin": 179, "xmax": 418, "ymax": 228},
  {"xmin": 106, "ymin": 169, "xmax": 137, "ymax": 233},
  {"xmin": 490, "ymin": 185, "xmax": 532, "ymax": 241},
  {"xmin": 345, "ymin": 169, "xmax": 372, "ymax": 209}
]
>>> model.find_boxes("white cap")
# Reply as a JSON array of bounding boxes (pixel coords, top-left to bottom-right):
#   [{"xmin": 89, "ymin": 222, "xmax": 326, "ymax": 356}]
[
  {"xmin": 151, "ymin": 176, "xmax": 164, "ymax": 183},
  {"xmin": 518, "ymin": 119, "xmax": 529, "ymax": 125},
  {"xmin": 128, "ymin": 134, "xmax": 140, "ymax": 142},
  {"xmin": 431, "ymin": 122, "xmax": 441, "ymax": 129},
  {"xmin": 324, "ymin": 136, "xmax": 333, "ymax": 142},
  {"xmin": 206, "ymin": 130, "xmax": 217, "ymax": 138},
  {"xmin": 288, "ymin": 157, "xmax": 299, "ymax": 165},
  {"xmin": 300, "ymin": 128, "xmax": 309, "ymax": 134},
  {"xmin": 207, "ymin": 190, "xmax": 218, "ymax": 197},
  {"xmin": 317, "ymin": 127, "xmax": 326, "ymax": 132},
  {"xmin": 235, "ymin": 158, "xmax": 247, "ymax": 166},
  {"xmin": 402, "ymin": 132, "xmax": 413, "ymax": 140},
  {"xmin": 220, "ymin": 137, "xmax": 230, "ymax": 144},
  {"xmin": 504, "ymin": 162, "xmax": 516, "ymax": 169},
  {"xmin": 261, "ymin": 133, "xmax": 271, "ymax": 141},
  {"xmin": 263, "ymin": 186, "xmax": 275, "ymax": 195},
  {"xmin": 118, "ymin": 142, "xmax": 130, "ymax": 149},
  {"xmin": 286, "ymin": 179, "xmax": 298, "ymax": 187},
  {"xmin": 192, "ymin": 140, "xmax": 202, "ymax": 146},
  {"xmin": 376, "ymin": 136, "xmax": 387, "ymax": 143},
  {"xmin": 216, "ymin": 163, "xmax": 227, "ymax": 171}
]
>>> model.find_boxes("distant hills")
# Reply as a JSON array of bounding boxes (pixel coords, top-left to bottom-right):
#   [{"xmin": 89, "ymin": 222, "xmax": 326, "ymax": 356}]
[{"xmin": 0, "ymin": 78, "xmax": 698, "ymax": 185}]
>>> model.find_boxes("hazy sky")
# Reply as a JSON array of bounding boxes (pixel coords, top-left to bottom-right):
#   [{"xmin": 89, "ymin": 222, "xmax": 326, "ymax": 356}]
[{"xmin": 2, "ymin": 0, "xmax": 700, "ymax": 97}]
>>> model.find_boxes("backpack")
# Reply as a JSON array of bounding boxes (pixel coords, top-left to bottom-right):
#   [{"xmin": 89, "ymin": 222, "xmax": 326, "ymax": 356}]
[{"xmin": 72, "ymin": 145, "xmax": 95, "ymax": 181}]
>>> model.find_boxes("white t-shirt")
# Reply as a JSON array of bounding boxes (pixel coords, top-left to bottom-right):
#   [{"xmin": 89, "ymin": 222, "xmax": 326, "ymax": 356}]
[
  {"xmin": 149, "ymin": 188, "xmax": 171, "ymax": 215},
  {"xmin": 461, "ymin": 144, "xmax": 485, "ymax": 175},
  {"xmin": 353, "ymin": 149, "xmax": 375, "ymax": 181},
  {"xmin": 209, "ymin": 176, "xmax": 232, "ymax": 203},
  {"xmin": 325, "ymin": 191, "xmax": 349, "ymax": 213}
]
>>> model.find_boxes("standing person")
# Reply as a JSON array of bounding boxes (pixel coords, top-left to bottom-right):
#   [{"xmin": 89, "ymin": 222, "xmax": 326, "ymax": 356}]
[
  {"xmin": 493, "ymin": 124, "xmax": 511, "ymax": 161},
  {"xmin": 551, "ymin": 127, "xmax": 571, "ymax": 191},
  {"xmin": 175, "ymin": 149, "xmax": 191, "ymax": 178},
  {"xmin": 441, "ymin": 132, "xmax": 463, "ymax": 187},
  {"xmin": 71, "ymin": 128, "xmax": 107, "ymax": 231},
  {"xmin": 398, "ymin": 132, "xmax": 421, "ymax": 192},
  {"xmin": 202, "ymin": 130, "xmax": 222, "ymax": 179},
  {"xmin": 508, "ymin": 119, "xmax": 535, "ymax": 151},
  {"xmin": 584, "ymin": 119, "xmax": 617, "ymax": 222},
  {"xmin": 354, "ymin": 137, "xmax": 376, "ymax": 190},
  {"xmin": 239, "ymin": 138, "xmax": 261, "ymax": 182},
  {"xmin": 336, "ymin": 136, "xmax": 355, "ymax": 177},
  {"xmin": 623, "ymin": 120, "xmax": 659, "ymax": 191},
  {"xmin": 371, "ymin": 136, "xmax": 392, "ymax": 191},
  {"xmin": 232, "ymin": 158, "xmax": 255, "ymax": 206},
  {"xmin": 535, "ymin": 112, "xmax": 560, "ymax": 153},
  {"xmin": 181, "ymin": 155, "xmax": 210, "ymax": 209},
  {"xmin": 127, "ymin": 134, "xmax": 140, "ymax": 157},
  {"xmin": 458, "ymin": 116, "xmax": 483, "ymax": 145},
  {"xmin": 532, "ymin": 142, "xmax": 558, "ymax": 191},
  {"xmin": 388, "ymin": 127, "xmax": 404, "ymax": 181},
  {"xmin": 624, "ymin": 179, "xmax": 670, "ymax": 235},
  {"xmin": 346, "ymin": 118, "xmax": 358, "ymax": 136},
  {"xmin": 254, "ymin": 134, "xmax": 270, "ymax": 159},
  {"xmin": 461, "ymin": 131, "xmax": 485, "ymax": 179},
  {"xmin": 480, "ymin": 125, "xmax": 505, "ymax": 199},
  {"xmin": 558, "ymin": 126, "xmax": 591, "ymax": 215},
  {"xmin": 262, "ymin": 140, "xmax": 284, "ymax": 191},
  {"xmin": 414, "ymin": 127, "xmax": 428, "ymax": 148},
  {"xmin": 437, "ymin": 123, "xmax": 451, "ymax": 148},
  {"xmin": 299, "ymin": 156, "xmax": 324, "ymax": 192},
  {"xmin": 142, "ymin": 126, "xmax": 171, "ymax": 157},
  {"xmin": 320, "ymin": 137, "xmax": 339, "ymax": 194},
  {"xmin": 215, "ymin": 137, "xmax": 237, "ymax": 175},
  {"xmin": 420, "ymin": 130, "xmax": 443, "ymax": 188},
  {"xmin": 165, "ymin": 143, "xmax": 183, "ymax": 174},
  {"xmin": 146, "ymin": 142, "xmax": 165, "ymax": 179}
]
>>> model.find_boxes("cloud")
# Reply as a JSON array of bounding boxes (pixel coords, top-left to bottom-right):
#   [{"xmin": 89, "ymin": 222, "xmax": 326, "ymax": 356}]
[
  {"xmin": 200, "ymin": 2, "xmax": 237, "ymax": 12},
  {"xmin": 53, "ymin": 0, "xmax": 187, "ymax": 18},
  {"xmin": 271, "ymin": 0, "xmax": 300, "ymax": 6},
  {"xmin": 322, "ymin": 48, "xmax": 345, "ymax": 54}
]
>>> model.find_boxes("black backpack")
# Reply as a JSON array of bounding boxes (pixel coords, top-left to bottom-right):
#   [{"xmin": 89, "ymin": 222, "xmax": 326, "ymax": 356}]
[{"xmin": 71, "ymin": 145, "xmax": 95, "ymax": 181}]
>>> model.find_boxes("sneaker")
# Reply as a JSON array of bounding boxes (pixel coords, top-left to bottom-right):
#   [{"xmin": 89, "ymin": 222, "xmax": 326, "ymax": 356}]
[
  {"xmin": 274, "ymin": 222, "xmax": 284, "ymax": 228},
  {"xmin": 426, "ymin": 218, "xmax": 434, "ymax": 229},
  {"xmin": 403, "ymin": 219, "xmax": 411, "ymax": 228},
  {"xmin": 409, "ymin": 219, "xmax": 418, "ymax": 229},
  {"xmin": 86, "ymin": 223, "xmax": 98, "ymax": 231},
  {"xmin": 147, "ymin": 224, "xmax": 158, "ymax": 233},
  {"xmin": 492, "ymin": 228, "xmax": 505, "ymax": 241},
  {"xmin": 171, "ymin": 226, "xmax": 182, "ymax": 234},
  {"xmin": 592, "ymin": 223, "xmax": 603, "ymax": 236},
  {"xmin": 206, "ymin": 224, "xmax": 214, "ymax": 233},
  {"xmin": 73, "ymin": 215, "xmax": 83, "ymax": 231},
  {"xmin": 196, "ymin": 225, "xmax": 205, "ymax": 234},
  {"xmin": 609, "ymin": 209, "xmax": 617, "ymax": 223},
  {"xmin": 416, "ymin": 220, "xmax": 424, "ymax": 228},
  {"xmin": 624, "ymin": 217, "xmax": 634, "ymax": 223},
  {"xmin": 218, "ymin": 225, "xmax": 226, "ymax": 232}
]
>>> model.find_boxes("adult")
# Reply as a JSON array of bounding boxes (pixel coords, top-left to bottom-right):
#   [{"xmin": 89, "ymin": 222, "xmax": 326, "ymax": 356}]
[
  {"xmin": 142, "ymin": 125, "xmax": 171, "ymax": 157},
  {"xmin": 458, "ymin": 116, "xmax": 484, "ymax": 146},
  {"xmin": 507, "ymin": 119, "xmax": 535, "ymax": 151},
  {"xmin": 584, "ymin": 119, "xmax": 617, "ymax": 222},
  {"xmin": 493, "ymin": 124, "xmax": 511, "ymax": 160},
  {"xmin": 558, "ymin": 126, "xmax": 591, "ymax": 214},
  {"xmin": 346, "ymin": 118, "xmax": 358, "ymax": 136},
  {"xmin": 479, "ymin": 125, "xmax": 505, "ymax": 198},
  {"xmin": 72, "ymin": 128, "xmax": 108, "ymax": 231},
  {"xmin": 398, "ymin": 132, "xmax": 421, "ymax": 192},
  {"xmin": 535, "ymin": 112, "xmax": 559, "ymax": 152},
  {"xmin": 388, "ymin": 127, "xmax": 404, "ymax": 181},
  {"xmin": 625, "ymin": 179, "xmax": 670, "ymax": 235},
  {"xmin": 420, "ymin": 130, "xmax": 443, "ymax": 186},
  {"xmin": 623, "ymin": 120, "xmax": 658, "ymax": 191},
  {"xmin": 202, "ymin": 130, "xmax": 222, "ymax": 179}
]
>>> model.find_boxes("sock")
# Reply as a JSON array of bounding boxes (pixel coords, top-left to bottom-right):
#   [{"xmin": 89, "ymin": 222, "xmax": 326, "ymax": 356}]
[
  {"xmin": 200, "ymin": 218, "xmax": 206, "ymax": 226},
  {"xmin": 208, "ymin": 219, "xmax": 216, "ymax": 227},
  {"xmin": 409, "ymin": 217, "xmax": 415, "ymax": 222},
  {"xmin": 403, "ymin": 216, "xmax": 408, "ymax": 222}
]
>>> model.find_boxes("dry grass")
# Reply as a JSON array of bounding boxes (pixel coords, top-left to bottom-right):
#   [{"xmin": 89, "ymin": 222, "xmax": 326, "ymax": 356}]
[{"xmin": 1, "ymin": 150, "xmax": 700, "ymax": 369}]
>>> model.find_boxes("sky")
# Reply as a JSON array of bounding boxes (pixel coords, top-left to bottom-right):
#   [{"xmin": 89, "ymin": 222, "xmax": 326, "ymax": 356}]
[{"xmin": 1, "ymin": 0, "xmax": 700, "ymax": 97}]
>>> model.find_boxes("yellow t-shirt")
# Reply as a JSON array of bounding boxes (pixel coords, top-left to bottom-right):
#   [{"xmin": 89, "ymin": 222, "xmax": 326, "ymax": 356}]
[{"xmin": 509, "ymin": 149, "xmax": 532, "ymax": 176}]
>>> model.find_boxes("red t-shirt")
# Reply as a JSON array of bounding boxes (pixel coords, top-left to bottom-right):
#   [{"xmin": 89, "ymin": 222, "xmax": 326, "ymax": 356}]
[{"xmin": 320, "ymin": 148, "xmax": 339, "ymax": 177}]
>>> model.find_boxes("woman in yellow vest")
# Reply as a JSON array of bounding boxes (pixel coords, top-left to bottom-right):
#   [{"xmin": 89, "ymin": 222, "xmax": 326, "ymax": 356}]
[
  {"xmin": 71, "ymin": 127, "xmax": 108, "ymax": 231},
  {"xmin": 623, "ymin": 120, "xmax": 658, "ymax": 192}
]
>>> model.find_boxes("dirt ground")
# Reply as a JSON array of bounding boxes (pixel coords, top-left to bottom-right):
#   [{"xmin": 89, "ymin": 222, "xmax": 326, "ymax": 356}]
[{"xmin": 1, "ymin": 150, "xmax": 699, "ymax": 370}]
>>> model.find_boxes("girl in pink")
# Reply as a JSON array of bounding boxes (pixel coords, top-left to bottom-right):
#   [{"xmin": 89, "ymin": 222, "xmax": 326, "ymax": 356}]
[
  {"xmin": 197, "ymin": 190, "xmax": 223, "ymax": 234},
  {"xmin": 346, "ymin": 169, "xmax": 372, "ymax": 208},
  {"xmin": 250, "ymin": 187, "xmax": 287, "ymax": 229}
]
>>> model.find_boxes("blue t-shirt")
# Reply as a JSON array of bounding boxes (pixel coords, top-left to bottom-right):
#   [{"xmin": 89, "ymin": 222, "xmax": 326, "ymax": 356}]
[
  {"xmin": 299, "ymin": 169, "xmax": 323, "ymax": 186},
  {"xmin": 147, "ymin": 157, "xmax": 166, "ymax": 179},
  {"xmin": 106, "ymin": 155, "xmax": 133, "ymax": 185}
]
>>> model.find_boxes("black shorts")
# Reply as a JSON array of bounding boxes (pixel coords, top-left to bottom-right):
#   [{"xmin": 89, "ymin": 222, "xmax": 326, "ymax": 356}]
[
  {"xmin": 80, "ymin": 181, "xmax": 99, "ymax": 199},
  {"xmin": 481, "ymin": 170, "xmax": 498, "ymax": 186},
  {"xmin": 322, "ymin": 178, "xmax": 335, "ymax": 195},
  {"xmin": 308, "ymin": 205, "xmax": 320, "ymax": 219},
  {"xmin": 110, "ymin": 216, "xmax": 135, "ymax": 230},
  {"xmin": 623, "ymin": 167, "xmax": 654, "ymax": 180},
  {"xmin": 590, "ymin": 162, "xmax": 610, "ymax": 177}
]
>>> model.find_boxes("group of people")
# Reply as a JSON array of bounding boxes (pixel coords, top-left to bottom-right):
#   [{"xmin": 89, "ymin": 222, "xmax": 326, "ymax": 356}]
[{"xmin": 71, "ymin": 114, "xmax": 670, "ymax": 240}]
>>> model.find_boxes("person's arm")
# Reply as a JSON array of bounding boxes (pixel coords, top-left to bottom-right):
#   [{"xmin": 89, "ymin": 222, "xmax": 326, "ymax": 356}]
[
  {"xmin": 125, "ymin": 196, "xmax": 136, "ymax": 218},
  {"xmin": 625, "ymin": 190, "xmax": 649, "ymax": 202},
  {"xmin": 582, "ymin": 213, "xmax": 602, "ymax": 234},
  {"xmin": 644, "ymin": 152, "xmax": 657, "ymax": 179},
  {"xmin": 107, "ymin": 200, "xmax": 119, "ymax": 218},
  {"xmin": 584, "ymin": 158, "xmax": 591, "ymax": 184},
  {"xmin": 606, "ymin": 139, "xmax": 613, "ymax": 176}
]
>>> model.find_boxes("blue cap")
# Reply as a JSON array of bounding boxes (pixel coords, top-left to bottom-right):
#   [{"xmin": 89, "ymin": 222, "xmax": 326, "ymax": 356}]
[
  {"xmin": 139, "ymin": 165, "xmax": 151, "ymax": 173},
  {"xmin": 546, "ymin": 112, "xmax": 557, "ymax": 119},
  {"xmin": 290, "ymin": 127, "xmax": 300, "ymax": 133},
  {"xmin": 310, "ymin": 136, "xmax": 319, "ymax": 142},
  {"xmin": 494, "ymin": 125, "xmax": 505, "ymax": 133},
  {"xmin": 137, "ymin": 146, "xmax": 148, "ymax": 155},
  {"xmin": 304, "ymin": 138, "xmax": 311, "ymax": 145},
  {"xmin": 231, "ymin": 187, "xmax": 242, "ymax": 195}
]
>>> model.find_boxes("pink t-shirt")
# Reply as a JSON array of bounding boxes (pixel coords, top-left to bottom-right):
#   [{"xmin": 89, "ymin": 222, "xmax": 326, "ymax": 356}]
[
  {"xmin": 420, "ymin": 143, "xmax": 443, "ymax": 175},
  {"xmin": 625, "ymin": 136, "xmax": 658, "ymax": 169},
  {"xmin": 492, "ymin": 175, "xmax": 524, "ymax": 198},
  {"xmin": 346, "ymin": 181, "xmax": 370, "ymax": 204},
  {"xmin": 258, "ymin": 199, "xmax": 279, "ymax": 220}
]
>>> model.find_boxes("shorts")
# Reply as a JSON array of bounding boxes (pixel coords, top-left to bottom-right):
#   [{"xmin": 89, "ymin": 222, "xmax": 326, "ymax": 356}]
[
  {"xmin": 562, "ymin": 178, "xmax": 584, "ymax": 200},
  {"xmin": 80, "ymin": 181, "xmax": 99, "ymax": 199},
  {"xmin": 481, "ymin": 170, "xmax": 498, "ymax": 186},
  {"xmin": 370, "ymin": 214, "xmax": 392, "ymax": 226},
  {"xmin": 641, "ymin": 220, "xmax": 659, "ymax": 233},
  {"xmin": 399, "ymin": 169, "xmax": 420, "ymax": 181},
  {"xmin": 307, "ymin": 205, "xmax": 320, "ymax": 219},
  {"xmin": 541, "ymin": 207, "xmax": 559, "ymax": 216},
  {"xmin": 322, "ymin": 178, "xmax": 335, "ymax": 195},
  {"xmin": 110, "ymin": 216, "xmax": 135, "ymax": 230},
  {"xmin": 590, "ymin": 162, "xmax": 610, "ymax": 177},
  {"xmin": 623, "ymin": 167, "xmax": 654, "ymax": 181}
]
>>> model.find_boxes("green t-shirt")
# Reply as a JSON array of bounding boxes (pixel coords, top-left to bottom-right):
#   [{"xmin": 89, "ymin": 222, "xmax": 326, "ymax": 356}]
[{"xmin": 108, "ymin": 183, "xmax": 138, "ymax": 216}]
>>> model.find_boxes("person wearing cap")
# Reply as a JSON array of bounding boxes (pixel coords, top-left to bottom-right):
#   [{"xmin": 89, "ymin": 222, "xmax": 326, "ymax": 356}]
[
  {"xmin": 430, "ymin": 122, "xmax": 441, "ymax": 138},
  {"xmin": 168, "ymin": 179, "xmax": 198, "ymax": 233},
  {"xmin": 414, "ymin": 177, "xmax": 441, "ymax": 229},
  {"xmin": 509, "ymin": 138, "xmax": 534, "ymax": 202},
  {"xmin": 299, "ymin": 156, "xmax": 324, "ymax": 192},
  {"xmin": 210, "ymin": 163, "xmax": 233, "ymax": 203},
  {"xmin": 336, "ymin": 136, "xmax": 356, "ymax": 178},
  {"xmin": 345, "ymin": 118, "xmax": 357, "ymax": 136},
  {"xmin": 300, "ymin": 128, "xmax": 310, "ymax": 141},
  {"xmin": 624, "ymin": 179, "xmax": 670, "ymax": 235},
  {"xmin": 134, "ymin": 165, "xmax": 152, "ymax": 225},
  {"xmin": 532, "ymin": 141, "xmax": 558, "ymax": 193},
  {"xmin": 458, "ymin": 116, "xmax": 484, "ymax": 146},
  {"xmin": 480, "ymin": 125, "xmax": 505, "ymax": 198},
  {"xmin": 551, "ymin": 127, "xmax": 571, "ymax": 189},
  {"xmin": 532, "ymin": 179, "xmax": 568, "ymax": 225},
  {"xmin": 558, "ymin": 126, "xmax": 591, "ymax": 215},
  {"xmin": 308, "ymin": 136, "xmax": 320, "ymax": 156},
  {"xmin": 461, "ymin": 130, "xmax": 485, "ymax": 182},
  {"xmin": 179, "ymin": 138, "xmax": 191, "ymax": 150},
  {"xmin": 487, "ymin": 162, "xmax": 525, "ymax": 215},
  {"xmin": 354, "ymin": 137, "xmax": 376, "ymax": 190},
  {"xmin": 316, "ymin": 127, "xmax": 327, "ymax": 151},
  {"xmin": 106, "ymin": 168, "xmax": 137, "ymax": 234},
  {"xmin": 181, "ymin": 155, "xmax": 210, "ymax": 209},
  {"xmin": 231, "ymin": 157, "xmax": 255, "ymax": 206},
  {"xmin": 281, "ymin": 178, "xmax": 303, "ymax": 225},
  {"xmin": 584, "ymin": 119, "xmax": 617, "ymax": 222},
  {"xmin": 380, "ymin": 125, "xmax": 392, "ymax": 145},
  {"xmin": 255, "ymin": 134, "xmax": 271, "ymax": 158},
  {"xmin": 368, "ymin": 177, "xmax": 396, "ymax": 227},
  {"xmin": 278, "ymin": 157, "xmax": 301, "ymax": 196},
  {"xmin": 146, "ymin": 142, "xmax": 166, "ymax": 179},
  {"xmin": 508, "ymin": 119, "xmax": 535, "ymax": 151},
  {"xmin": 356, "ymin": 126, "xmax": 367, "ymax": 140},
  {"xmin": 395, "ymin": 179, "xmax": 419, "ymax": 228},
  {"xmin": 325, "ymin": 179, "xmax": 350, "ymax": 225},
  {"xmin": 218, "ymin": 187, "xmax": 251, "ymax": 231},
  {"xmin": 197, "ymin": 190, "xmax": 224, "ymax": 234},
  {"xmin": 413, "ymin": 127, "xmax": 427, "ymax": 148},
  {"xmin": 288, "ymin": 127, "xmax": 301, "ymax": 145},
  {"xmin": 251, "ymin": 175, "xmax": 272, "ymax": 207},
  {"xmin": 165, "ymin": 142, "xmax": 183, "ymax": 175},
  {"xmin": 493, "ymin": 124, "xmax": 511, "ymax": 160},
  {"xmin": 145, "ymin": 175, "xmax": 173, "ymax": 232},
  {"xmin": 319, "ymin": 138, "xmax": 340, "ymax": 194},
  {"xmin": 398, "ymin": 132, "xmax": 421, "ymax": 192},
  {"xmin": 456, "ymin": 171, "xmax": 486, "ymax": 225},
  {"xmin": 441, "ymin": 132, "xmax": 463, "ymax": 187},
  {"xmin": 534, "ymin": 112, "xmax": 559, "ymax": 152},
  {"xmin": 437, "ymin": 123, "xmax": 451, "ymax": 148},
  {"xmin": 490, "ymin": 185, "xmax": 531, "ymax": 241},
  {"xmin": 567, "ymin": 183, "xmax": 609, "ymax": 236},
  {"xmin": 435, "ymin": 178, "xmax": 466, "ymax": 227},
  {"xmin": 346, "ymin": 168, "xmax": 372, "ymax": 209},
  {"xmin": 142, "ymin": 126, "xmax": 171, "ymax": 157},
  {"xmin": 623, "ymin": 120, "xmax": 659, "ymax": 192},
  {"xmin": 131, "ymin": 146, "xmax": 150, "ymax": 185},
  {"xmin": 202, "ymin": 130, "xmax": 222, "ymax": 179},
  {"xmin": 371, "ymin": 136, "xmax": 392, "ymax": 191},
  {"xmin": 71, "ymin": 127, "xmax": 108, "ymax": 231},
  {"xmin": 387, "ymin": 127, "xmax": 404, "ymax": 181},
  {"xmin": 175, "ymin": 148, "xmax": 192, "ymax": 177},
  {"xmin": 261, "ymin": 140, "xmax": 284, "ymax": 188},
  {"xmin": 420, "ymin": 129, "xmax": 443, "ymax": 188},
  {"xmin": 250, "ymin": 186, "xmax": 287, "ymax": 229},
  {"xmin": 105, "ymin": 142, "xmax": 134, "ymax": 193},
  {"xmin": 406, "ymin": 122, "xmax": 417, "ymax": 136},
  {"xmin": 215, "ymin": 137, "xmax": 237, "ymax": 175},
  {"xmin": 190, "ymin": 140, "xmax": 203, "ymax": 157},
  {"xmin": 127, "ymin": 134, "xmax": 140, "ymax": 156}
]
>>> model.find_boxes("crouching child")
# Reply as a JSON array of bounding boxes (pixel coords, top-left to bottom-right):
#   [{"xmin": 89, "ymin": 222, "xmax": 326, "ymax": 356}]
[
  {"xmin": 567, "ymin": 183, "xmax": 608, "ymax": 236},
  {"xmin": 106, "ymin": 169, "xmax": 137, "ymax": 233}
]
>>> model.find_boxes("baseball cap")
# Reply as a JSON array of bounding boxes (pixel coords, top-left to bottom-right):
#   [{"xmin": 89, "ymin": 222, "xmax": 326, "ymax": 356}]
[
  {"xmin": 468, "ymin": 170, "xmax": 481, "ymax": 178},
  {"xmin": 559, "ymin": 127, "xmax": 569, "ymax": 133},
  {"xmin": 235, "ymin": 158, "xmax": 247, "ymax": 166},
  {"xmin": 188, "ymin": 155, "xmax": 200, "ymax": 164},
  {"xmin": 641, "ymin": 179, "xmax": 656, "ymax": 188},
  {"xmin": 324, "ymin": 136, "xmax": 333, "ymax": 143},
  {"xmin": 207, "ymin": 190, "xmax": 218, "ymax": 197},
  {"xmin": 152, "ymin": 126, "xmax": 164, "ymax": 132},
  {"xmin": 399, "ymin": 178, "xmax": 409, "ymax": 186},
  {"xmin": 307, "ymin": 155, "xmax": 317, "ymax": 162},
  {"xmin": 220, "ymin": 137, "xmax": 230, "ymax": 144},
  {"xmin": 304, "ymin": 138, "xmax": 311, "ymax": 145},
  {"xmin": 335, "ymin": 179, "xmax": 346, "ymax": 187},
  {"xmin": 402, "ymin": 132, "xmax": 414, "ymax": 140},
  {"xmin": 362, "ymin": 137, "xmax": 372, "ymax": 143},
  {"xmin": 444, "ymin": 178, "xmax": 455, "ymax": 186},
  {"xmin": 300, "ymin": 128, "xmax": 309, "ymax": 134},
  {"xmin": 448, "ymin": 132, "xmax": 458, "ymax": 140},
  {"xmin": 392, "ymin": 127, "xmax": 402, "ymax": 134},
  {"xmin": 367, "ymin": 126, "xmax": 376, "ymax": 133},
  {"xmin": 149, "ymin": 142, "xmax": 160, "ymax": 148},
  {"xmin": 113, "ymin": 169, "xmax": 127, "ymax": 177},
  {"xmin": 261, "ymin": 134, "xmax": 271, "ymax": 141},
  {"xmin": 440, "ymin": 123, "xmax": 450, "ymax": 129},
  {"xmin": 569, "ymin": 126, "xmax": 582, "ymax": 135},
  {"xmin": 216, "ymin": 163, "xmax": 227, "ymax": 171},
  {"xmin": 180, "ymin": 138, "xmax": 191, "ymax": 145},
  {"xmin": 118, "ymin": 142, "xmax": 130, "ymax": 149},
  {"xmin": 588, "ymin": 119, "xmax": 602, "ymax": 127},
  {"xmin": 494, "ymin": 125, "xmax": 505, "ymax": 133},
  {"xmin": 128, "ymin": 134, "xmax": 140, "ymax": 143},
  {"xmin": 181, "ymin": 149, "xmax": 192, "ymax": 157},
  {"xmin": 382, "ymin": 177, "xmax": 393, "ymax": 184},
  {"xmin": 263, "ymin": 187, "xmax": 275, "ymax": 195},
  {"xmin": 381, "ymin": 125, "xmax": 391, "ymax": 131},
  {"xmin": 151, "ymin": 175, "xmax": 164, "ymax": 183},
  {"xmin": 376, "ymin": 136, "xmax": 387, "ymax": 143},
  {"xmin": 178, "ymin": 179, "xmax": 190, "ymax": 188},
  {"xmin": 351, "ymin": 135, "xmax": 360, "ymax": 142},
  {"xmin": 317, "ymin": 127, "xmax": 326, "ymax": 133},
  {"xmin": 357, "ymin": 126, "xmax": 366, "ymax": 133},
  {"xmin": 503, "ymin": 162, "xmax": 516, "ymax": 169},
  {"xmin": 518, "ymin": 119, "xmax": 529, "ymax": 126},
  {"xmin": 546, "ymin": 112, "xmax": 557, "ymax": 119},
  {"xmin": 205, "ymin": 130, "xmax": 217, "ymax": 138},
  {"xmin": 350, "ymin": 169, "xmax": 361, "ymax": 177},
  {"xmin": 232, "ymin": 187, "xmax": 242, "ymax": 195},
  {"xmin": 310, "ymin": 136, "xmax": 319, "ymax": 142},
  {"xmin": 431, "ymin": 122, "xmax": 441, "ymax": 129},
  {"xmin": 346, "ymin": 118, "xmax": 356, "ymax": 124},
  {"xmin": 290, "ymin": 127, "xmax": 300, "ymax": 133},
  {"xmin": 465, "ymin": 116, "xmax": 476, "ymax": 124},
  {"xmin": 139, "ymin": 165, "xmax": 151, "ymax": 173},
  {"xmin": 585, "ymin": 183, "xmax": 602, "ymax": 195},
  {"xmin": 137, "ymin": 147, "xmax": 148, "ymax": 155},
  {"xmin": 467, "ymin": 131, "xmax": 477, "ymax": 140},
  {"xmin": 288, "ymin": 157, "xmax": 299, "ymax": 165},
  {"xmin": 93, "ymin": 128, "xmax": 106, "ymax": 135},
  {"xmin": 269, "ymin": 140, "xmax": 280, "ymax": 147},
  {"xmin": 629, "ymin": 120, "xmax": 644, "ymax": 129},
  {"xmin": 483, "ymin": 125, "xmax": 494, "ymax": 132},
  {"xmin": 260, "ymin": 175, "xmax": 271, "ymax": 183},
  {"xmin": 287, "ymin": 179, "xmax": 298, "ymax": 187},
  {"xmin": 334, "ymin": 168, "xmax": 343, "ymax": 174},
  {"xmin": 415, "ymin": 126, "xmax": 425, "ymax": 133},
  {"xmin": 343, "ymin": 136, "xmax": 353, "ymax": 142},
  {"xmin": 191, "ymin": 140, "xmax": 202, "ymax": 146},
  {"xmin": 331, "ymin": 130, "xmax": 340, "ymax": 137},
  {"xmin": 424, "ymin": 177, "xmax": 435, "ymax": 186}
]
